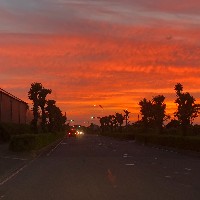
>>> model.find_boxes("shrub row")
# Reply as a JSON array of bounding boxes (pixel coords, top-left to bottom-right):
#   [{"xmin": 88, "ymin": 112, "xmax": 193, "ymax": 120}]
[
  {"xmin": 135, "ymin": 134, "xmax": 200, "ymax": 151},
  {"xmin": 9, "ymin": 132, "xmax": 65, "ymax": 152},
  {"xmin": 99, "ymin": 129, "xmax": 200, "ymax": 152}
]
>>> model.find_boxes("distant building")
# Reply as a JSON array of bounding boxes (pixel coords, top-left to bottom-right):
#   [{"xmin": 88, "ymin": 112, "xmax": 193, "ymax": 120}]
[{"xmin": 0, "ymin": 88, "xmax": 28, "ymax": 124}]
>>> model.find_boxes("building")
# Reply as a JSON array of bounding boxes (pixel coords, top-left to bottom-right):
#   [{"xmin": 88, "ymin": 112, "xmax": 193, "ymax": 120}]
[{"xmin": 0, "ymin": 88, "xmax": 28, "ymax": 124}]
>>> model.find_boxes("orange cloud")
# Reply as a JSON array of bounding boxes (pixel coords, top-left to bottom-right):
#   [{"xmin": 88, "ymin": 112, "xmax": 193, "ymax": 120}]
[{"xmin": 1, "ymin": 16, "xmax": 200, "ymax": 124}]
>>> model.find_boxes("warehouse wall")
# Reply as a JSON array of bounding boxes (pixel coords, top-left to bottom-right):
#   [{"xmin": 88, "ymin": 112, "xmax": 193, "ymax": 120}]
[{"xmin": 0, "ymin": 91, "xmax": 28, "ymax": 124}]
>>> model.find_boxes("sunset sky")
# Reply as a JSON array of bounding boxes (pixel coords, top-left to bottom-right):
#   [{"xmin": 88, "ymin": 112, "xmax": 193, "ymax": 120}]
[{"xmin": 0, "ymin": 0, "xmax": 200, "ymax": 125}]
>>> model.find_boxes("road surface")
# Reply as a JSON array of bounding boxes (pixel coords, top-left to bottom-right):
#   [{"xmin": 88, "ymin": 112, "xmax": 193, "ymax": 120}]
[{"xmin": 0, "ymin": 134, "xmax": 200, "ymax": 200}]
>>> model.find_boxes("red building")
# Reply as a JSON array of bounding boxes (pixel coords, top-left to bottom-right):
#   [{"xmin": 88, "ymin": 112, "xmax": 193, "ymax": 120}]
[{"xmin": 0, "ymin": 88, "xmax": 28, "ymax": 124}]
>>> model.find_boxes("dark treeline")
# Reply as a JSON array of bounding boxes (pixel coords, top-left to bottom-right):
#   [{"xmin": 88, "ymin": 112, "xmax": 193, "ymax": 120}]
[
  {"xmin": 98, "ymin": 83, "xmax": 200, "ymax": 136},
  {"xmin": 28, "ymin": 82, "xmax": 67, "ymax": 133}
]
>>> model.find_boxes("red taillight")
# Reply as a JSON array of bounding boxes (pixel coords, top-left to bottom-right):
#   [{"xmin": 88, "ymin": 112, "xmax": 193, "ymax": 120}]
[{"xmin": 68, "ymin": 133, "xmax": 71, "ymax": 135}]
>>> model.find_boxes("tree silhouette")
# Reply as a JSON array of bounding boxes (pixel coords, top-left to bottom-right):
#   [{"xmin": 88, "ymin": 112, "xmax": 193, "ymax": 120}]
[
  {"xmin": 100, "ymin": 116, "xmax": 110, "ymax": 132},
  {"xmin": 38, "ymin": 88, "xmax": 52, "ymax": 132},
  {"xmin": 123, "ymin": 110, "xmax": 130, "ymax": 127},
  {"xmin": 108, "ymin": 115, "xmax": 115, "ymax": 132},
  {"xmin": 174, "ymin": 83, "xmax": 200, "ymax": 135},
  {"xmin": 105, "ymin": 116, "xmax": 110, "ymax": 128},
  {"xmin": 152, "ymin": 95, "xmax": 169, "ymax": 133},
  {"xmin": 166, "ymin": 119, "xmax": 180, "ymax": 129},
  {"xmin": 100, "ymin": 117, "xmax": 106, "ymax": 133},
  {"xmin": 100, "ymin": 113, "xmax": 124, "ymax": 133},
  {"xmin": 115, "ymin": 113, "xmax": 124, "ymax": 132},
  {"xmin": 45, "ymin": 100, "xmax": 56, "ymax": 132},
  {"xmin": 46, "ymin": 100, "xmax": 66, "ymax": 132},
  {"xmin": 28, "ymin": 83, "xmax": 43, "ymax": 133},
  {"xmin": 139, "ymin": 98, "xmax": 153, "ymax": 128},
  {"xmin": 139, "ymin": 95, "xmax": 168, "ymax": 132},
  {"xmin": 28, "ymin": 83, "xmax": 57, "ymax": 133}
]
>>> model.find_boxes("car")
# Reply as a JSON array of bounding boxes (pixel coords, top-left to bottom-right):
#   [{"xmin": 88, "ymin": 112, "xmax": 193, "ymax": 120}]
[
  {"xmin": 67, "ymin": 128, "xmax": 77, "ymax": 137},
  {"xmin": 76, "ymin": 130, "xmax": 84, "ymax": 136}
]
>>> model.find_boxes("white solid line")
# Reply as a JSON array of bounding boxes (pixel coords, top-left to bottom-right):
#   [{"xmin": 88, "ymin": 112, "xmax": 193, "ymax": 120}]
[
  {"xmin": 123, "ymin": 155, "xmax": 132, "ymax": 158},
  {"xmin": 0, "ymin": 165, "xmax": 27, "ymax": 186},
  {"xmin": 0, "ymin": 156, "xmax": 28, "ymax": 161},
  {"xmin": 11, "ymin": 157, "xmax": 28, "ymax": 161},
  {"xmin": 0, "ymin": 140, "xmax": 63, "ymax": 186},
  {"xmin": 47, "ymin": 140, "xmax": 63, "ymax": 157}
]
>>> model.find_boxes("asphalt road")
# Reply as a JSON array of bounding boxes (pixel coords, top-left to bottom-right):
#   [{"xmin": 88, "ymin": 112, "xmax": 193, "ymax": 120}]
[{"xmin": 1, "ymin": 134, "xmax": 200, "ymax": 200}]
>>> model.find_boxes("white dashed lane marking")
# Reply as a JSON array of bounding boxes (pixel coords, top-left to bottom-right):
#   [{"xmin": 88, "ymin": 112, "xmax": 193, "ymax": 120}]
[
  {"xmin": 0, "ymin": 156, "xmax": 28, "ymax": 161},
  {"xmin": 125, "ymin": 163, "xmax": 135, "ymax": 166}
]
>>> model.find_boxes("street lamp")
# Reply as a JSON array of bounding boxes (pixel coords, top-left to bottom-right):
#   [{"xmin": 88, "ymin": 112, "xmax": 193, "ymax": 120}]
[{"xmin": 66, "ymin": 119, "xmax": 74, "ymax": 123}]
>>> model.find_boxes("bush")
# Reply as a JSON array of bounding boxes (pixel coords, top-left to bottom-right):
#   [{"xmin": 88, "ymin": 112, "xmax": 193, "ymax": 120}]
[
  {"xmin": 9, "ymin": 134, "xmax": 36, "ymax": 151},
  {"xmin": 192, "ymin": 125, "xmax": 200, "ymax": 136},
  {"xmin": 9, "ymin": 132, "xmax": 65, "ymax": 152},
  {"xmin": 163, "ymin": 128, "xmax": 182, "ymax": 135},
  {"xmin": 0, "ymin": 123, "xmax": 32, "ymax": 142}
]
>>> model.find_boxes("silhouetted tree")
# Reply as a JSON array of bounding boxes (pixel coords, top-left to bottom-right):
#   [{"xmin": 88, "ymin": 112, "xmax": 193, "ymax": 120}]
[
  {"xmin": 38, "ymin": 88, "xmax": 52, "ymax": 132},
  {"xmin": 45, "ymin": 100, "xmax": 56, "ymax": 132},
  {"xmin": 46, "ymin": 100, "xmax": 66, "ymax": 132},
  {"xmin": 108, "ymin": 115, "xmax": 115, "ymax": 132},
  {"xmin": 115, "ymin": 113, "xmax": 124, "ymax": 132},
  {"xmin": 139, "ymin": 95, "xmax": 169, "ymax": 133},
  {"xmin": 152, "ymin": 95, "xmax": 169, "ymax": 133},
  {"xmin": 139, "ymin": 98, "xmax": 153, "ymax": 128},
  {"xmin": 174, "ymin": 83, "xmax": 200, "ymax": 135},
  {"xmin": 166, "ymin": 119, "xmax": 180, "ymax": 129},
  {"xmin": 112, "ymin": 115, "xmax": 118, "ymax": 132},
  {"xmin": 104, "ymin": 116, "xmax": 110, "ymax": 129},
  {"xmin": 100, "ymin": 115, "xmax": 117, "ymax": 133},
  {"xmin": 100, "ymin": 117, "xmax": 106, "ymax": 133},
  {"xmin": 28, "ymin": 83, "xmax": 43, "ymax": 133},
  {"xmin": 123, "ymin": 110, "xmax": 130, "ymax": 127}
]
